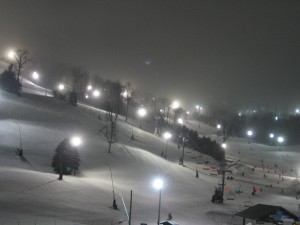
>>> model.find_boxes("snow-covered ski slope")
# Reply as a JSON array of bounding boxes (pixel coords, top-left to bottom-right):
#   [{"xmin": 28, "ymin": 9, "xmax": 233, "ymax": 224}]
[{"xmin": 0, "ymin": 81, "xmax": 300, "ymax": 225}]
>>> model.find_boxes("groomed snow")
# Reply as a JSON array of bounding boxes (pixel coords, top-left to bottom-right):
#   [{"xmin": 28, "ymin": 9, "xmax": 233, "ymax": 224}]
[{"xmin": 0, "ymin": 81, "xmax": 300, "ymax": 225}]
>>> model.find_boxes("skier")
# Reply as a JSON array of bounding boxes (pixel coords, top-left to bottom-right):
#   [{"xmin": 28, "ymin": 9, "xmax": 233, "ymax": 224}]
[{"xmin": 252, "ymin": 186, "xmax": 256, "ymax": 195}]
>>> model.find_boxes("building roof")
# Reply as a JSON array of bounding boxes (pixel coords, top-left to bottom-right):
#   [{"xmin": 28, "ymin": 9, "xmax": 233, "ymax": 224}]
[
  {"xmin": 159, "ymin": 220, "xmax": 179, "ymax": 225},
  {"xmin": 235, "ymin": 204, "xmax": 298, "ymax": 223}
]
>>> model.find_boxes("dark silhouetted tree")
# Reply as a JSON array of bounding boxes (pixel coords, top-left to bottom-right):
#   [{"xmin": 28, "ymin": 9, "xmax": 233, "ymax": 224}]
[
  {"xmin": 52, "ymin": 138, "xmax": 80, "ymax": 179},
  {"xmin": 0, "ymin": 64, "xmax": 21, "ymax": 95},
  {"xmin": 1, "ymin": 49, "xmax": 31, "ymax": 83}
]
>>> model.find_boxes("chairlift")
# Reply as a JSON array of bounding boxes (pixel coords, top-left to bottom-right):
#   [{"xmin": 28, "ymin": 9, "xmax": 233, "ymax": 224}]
[
  {"xmin": 235, "ymin": 186, "xmax": 243, "ymax": 193},
  {"xmin": 203, "ymin": 165, "xmax": 210, "ymax": 170},
  {"xmin": 226, "ymin": 192, "xmax": 235, "ymax": 200},
  {"xmin": 210, "ymin": 167, "xmax": 218, "ymax": 175},
  {"xmin": 204, "ymin": 159, "xmax": 210, "ymax": 164}
]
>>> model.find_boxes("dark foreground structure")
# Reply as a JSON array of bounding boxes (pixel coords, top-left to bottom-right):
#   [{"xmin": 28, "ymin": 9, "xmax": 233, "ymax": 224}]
[{"xmin": 235, "ymin": 204, "xmax": 299, "ymax": 224}]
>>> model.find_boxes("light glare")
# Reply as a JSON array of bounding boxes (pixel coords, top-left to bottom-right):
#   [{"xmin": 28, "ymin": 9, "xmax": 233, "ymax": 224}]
[
  {"xmin": 163, "ymin": 132, "xmax": 172, "ymax": 140},
  {"xmin": 70, "ymin": 136, "xmax": 82, "ymax": 147},
  {"xmin": 32, "ymin": 71, "xmax": 39, "ymax": 80},
  {"xmin": 277, "ymin": 136, "xmax": 284, "ymax": 143},
  {"xmin": 153, "ymin": 178, "xmax": 163, "ymax": 190},
  {"xmin": 58, "ymin": 84, "xmax": 65, "ymax": 90},
  {"xmin": 172, "ymin": 101, "xmax": 179, "ymax": 109},
  {"xmin": 93, "ymin": 90, "xmax": 100, "ymax": 97},
  {"xmin": 177, "ymin": 118, "xmax": 183, "ymax": 124},
  {"xmin": 247, "ymin": 130, "xmax": 253, "ymax": 136},
  {"xmin": 138, "ymin": 108, "xmax": 147, "ymax": 117},
  {"xmin": 8, "ymin": 50, "xmax": 15, "ymax": 59}
]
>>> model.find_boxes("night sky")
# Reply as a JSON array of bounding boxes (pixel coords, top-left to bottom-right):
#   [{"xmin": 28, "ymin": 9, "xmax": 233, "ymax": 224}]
[{"xmin": 0, "ymin": 0, "xmax": 299, "ymax": 110}]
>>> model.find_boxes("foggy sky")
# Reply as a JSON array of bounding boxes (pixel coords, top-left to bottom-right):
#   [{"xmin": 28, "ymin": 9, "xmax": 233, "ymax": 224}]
[{"xmin": 0, "ymin": 0, "xmax": 299, "ymax": 110}]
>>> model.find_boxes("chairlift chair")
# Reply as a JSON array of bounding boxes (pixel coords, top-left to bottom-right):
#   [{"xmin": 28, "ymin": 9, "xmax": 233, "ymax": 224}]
[
  {"xmin": 235, "ymin": 186, "xmax": 243, "ymax": 193},
  {"xmin": 226, "ymin": 192, "xmax": 235, "ymax": 200}
]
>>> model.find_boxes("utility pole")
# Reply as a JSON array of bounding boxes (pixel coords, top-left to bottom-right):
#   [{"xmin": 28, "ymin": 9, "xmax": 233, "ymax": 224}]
[
  {"xmin": 180, "ymin": 136, "xmax": 188, "ymax": 166},
  {"xmin": 181, "ymin": 137, "xmax": 185, "ymax": 166},
  {"xmin": 129, "ymin": 190, "xmax": 132, "ymax": 225},
  {"xmin": 18, "ymin": 124, "xmax": 23, "ymax": 156}
]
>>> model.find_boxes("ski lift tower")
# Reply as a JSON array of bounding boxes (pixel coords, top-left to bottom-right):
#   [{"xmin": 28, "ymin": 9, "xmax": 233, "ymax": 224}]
[{"xmin": 217, "ymin": 169, "xmax": 232, "ymax": 204}]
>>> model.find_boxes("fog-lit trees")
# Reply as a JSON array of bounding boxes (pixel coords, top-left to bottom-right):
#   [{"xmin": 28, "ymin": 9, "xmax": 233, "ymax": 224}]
[
  {"xmin": 101, "ymin": 80, "xmax": 123, "ymax": 113},
  {"xmin": 221, "ymin": 120, "xmax": 234, "ymax": 143},
  {"xmin": 71, "ymin": 67, "xmax": 89, "ymax": 93},
  {"xmin": 122, "ymin": 82, "xmax": 134, "ymax": 122},
  {"xmin": 1, "ymin": 49, "xmax": 31, "ymax": 83},
  {"xmin": 173, "ymin": 107, "xmax": 184, "ymax": 124}
]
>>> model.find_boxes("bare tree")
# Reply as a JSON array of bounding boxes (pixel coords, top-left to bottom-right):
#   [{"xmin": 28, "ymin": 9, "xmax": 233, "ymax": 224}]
[
  {"xmin": 222, "ymin": 121, "xmax": 234, "ymax": 143},
  {"xmin": 70, "ymin": 66, "xmax": 89, "ymax": 93},
  {"xmin": 102, "ymin": 102, "xmax": 118, "ymax": 153},
  {"xmin": 173, "ymin": 107, "xmax": 184, "ymax": 123},
  {"xmin": 1, "ymin": 49, "xmax": 31, "ymax": 83},
  {"xmin": 159, "ymin": 98, "xmax": 171, "ymax": 122}
]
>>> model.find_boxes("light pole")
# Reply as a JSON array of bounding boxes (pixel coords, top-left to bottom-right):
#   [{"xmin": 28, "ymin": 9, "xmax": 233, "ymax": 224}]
[
  {"xmin": 103, "ymin": 162, "xmax": 117, "ymax": 210},
  {"xmin": 247, "ymin": 130, "xmax": 253, "ymax": 144},
  {"xmin": 196, "ymin": 105, "xmax": 202, "ymax": 128},
  {"xmin": 57, "ymin": 83, "xmax": 66, "ymax": 99},
  {"xmin": 137, "ymin": 107, "xmax": 147, "ymax": 129},
  {"xmin": 177, "ymin": 117, "xmax": 187, "ymax": 166},
  {"xmin": 180, "ymin": 137, "xmax": 188, "ymax": 166},
  {"xmin": 93, "ymin": 90, "xmax": 101, "ymax": 119},
  {"xmin": 277, "ymin": 136, "xmax": 284, "ymax": 151},
  {"xmin": 58, "ymin": 136, "xmax": 82, "ymax": 181},
  {"xmin": 122, "ymin": 90, "xmax": 132, "ymax": 122},
  {"xmin": 163, "ymin": 132, "xmax": 172, "ymax": 159},
  {"xmin": 186, "ymin": 111, "xmax": 189, "ymax": 120},
  {"xmin": 247, "ymin": 130, "xmax": 253, "ymax": 151},
  {"xmin": 153, "ymin": 178, "xmax": 164, "ymax": 225},
  {"xmin": 171, "ymin": 101, "xmax": 180, "ymax": 124},
  {"xmin": 269, "ymin": 133, "xmax": 274, "ymax": 145}
]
